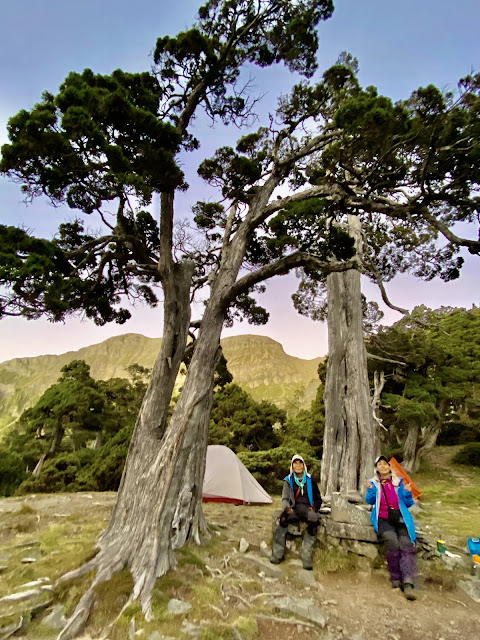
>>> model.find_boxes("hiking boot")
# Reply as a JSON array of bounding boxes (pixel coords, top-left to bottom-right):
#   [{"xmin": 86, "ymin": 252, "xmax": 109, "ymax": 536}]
[
  {"xmin": 403, "ymin": 583, "xmax": 416, "ymax": 600},
  {"xmin": 301, "ymin": 531, "xmax": 317, "ymax": 570},
  {"xmin": 391, "ymin": 580, "xmax": 402, "ymax": 590},
  {"xmin": 270, "ymin": 525, "xmax": 287, "ymax": 565}
]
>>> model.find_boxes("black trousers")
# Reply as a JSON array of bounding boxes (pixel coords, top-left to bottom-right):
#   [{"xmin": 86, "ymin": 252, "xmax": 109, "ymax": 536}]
[
  {"xmin": 378, "ymin": 517, "xmax": 412, "ymax": 551},
  {"xmin": 280, "ymin": 503, "xmax": 321, "ymax": 535}
]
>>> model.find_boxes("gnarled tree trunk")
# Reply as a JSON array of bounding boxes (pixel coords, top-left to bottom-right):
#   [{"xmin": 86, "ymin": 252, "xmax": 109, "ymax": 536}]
[
  {"xmin": 320, "ymin": 215, "xmax": 376, "ymax": 501},
  {"xmin": 57, "ymin": 255, "xmax": 195, "ymax": 640},
  {"xmin": 56, "ymin": 194, "xmax": 253, "ymax": 639}
]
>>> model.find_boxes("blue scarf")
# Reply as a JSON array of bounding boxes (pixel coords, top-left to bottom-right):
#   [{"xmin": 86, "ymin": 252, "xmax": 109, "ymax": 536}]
[{"xmin": 293, "ymin": 471, "xmax": 307, "ymax": 495}]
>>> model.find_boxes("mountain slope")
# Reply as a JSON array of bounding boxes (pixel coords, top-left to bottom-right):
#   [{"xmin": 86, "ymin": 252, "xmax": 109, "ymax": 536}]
[{"xmin": 0, "ymin": 334, "xmax": 323, "ymax": 435}]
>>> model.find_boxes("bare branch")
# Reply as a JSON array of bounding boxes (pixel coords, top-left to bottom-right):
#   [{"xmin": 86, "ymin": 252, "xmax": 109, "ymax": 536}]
[{"xmin": 369, "ymin": 265, "xmax": 409, "ymax": 314}]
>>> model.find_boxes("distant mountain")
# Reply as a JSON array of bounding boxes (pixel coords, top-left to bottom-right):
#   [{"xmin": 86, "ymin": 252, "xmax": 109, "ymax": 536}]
[{"xmin": 0, "ymin": 334, "xmax": 323, "ymax": 436}]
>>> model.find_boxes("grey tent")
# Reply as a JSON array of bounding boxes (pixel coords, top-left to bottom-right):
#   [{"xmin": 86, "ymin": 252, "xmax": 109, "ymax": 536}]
[{"xmin": 202, "ymin": 445, "xmax": 272, "ymax": 505}]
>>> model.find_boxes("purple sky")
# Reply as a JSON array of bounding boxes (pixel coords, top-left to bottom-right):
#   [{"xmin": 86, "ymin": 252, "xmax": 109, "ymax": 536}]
[{"xmin": 1, "ymin": 0, "xmax": 479, "ymax": 363}]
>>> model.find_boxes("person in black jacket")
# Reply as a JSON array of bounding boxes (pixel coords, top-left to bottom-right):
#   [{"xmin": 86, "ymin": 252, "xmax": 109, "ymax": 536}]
[{"xmin": 270, "ymin": 454, "xmax": 322, "ymax": 569}]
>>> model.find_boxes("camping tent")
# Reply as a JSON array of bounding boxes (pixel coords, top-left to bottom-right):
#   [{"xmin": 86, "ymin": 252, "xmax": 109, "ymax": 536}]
[{"xmin": 202, "ymin": 445, "xmax": 272, "ymax": 505}]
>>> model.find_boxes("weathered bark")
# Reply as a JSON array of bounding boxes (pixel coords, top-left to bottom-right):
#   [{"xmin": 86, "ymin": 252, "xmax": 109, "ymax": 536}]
[
  {"xmin": 56, "ymin": 252, "xmax": 195, "ymax": 640},
  {"xmin": 32, "ymin": 425, "xmax": 64, "ymax": 476},
  {"xmin": 402, "ymin": 423, "xmax": 420, "ymax": 473},
  {"xmin": 56, "ymin": 185, "xmax": 255, "ymax": 638},
  {"xmin": 93, "ymin": 431, "xmax": 102, "ymax": 450},
  {"xmin": 403, "ymin": 419, "xmax": 442, "ymax": 473},
  {"xmin": 371, "ymin": 370, "xmax": 387, "ymax": 451},
  {"xmin": 320, "ymin": 215, "xmax": 376, "ymax": 501}
]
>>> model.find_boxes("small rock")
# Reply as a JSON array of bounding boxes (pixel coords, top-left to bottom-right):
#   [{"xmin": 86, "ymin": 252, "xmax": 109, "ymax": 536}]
[
  {"xmin": 458, "ymin": 580, "xmax": 480, "ymax": 603},
  {"xmin": 340, "ymin": 539, "xmax": 378, "ymax": 560},
  {"xmin": 0, "ymin": 616, "xmax": 23, "ymax": 637},
  {"xmin": 273, "ymin": 596, "xmax": 329, "ymax": 627},
  {"xmin": 239, "ymin": 538, "xmax": 249, "ymax": 553},
  {"xmin": 259, "ymin": 541, "xmax": 270, "ymax": 558},
  {"xmin": 442, "ymin": 554, "xmax": 465, "ymax": 570},
  {"xmin": 180, "ymin": 620, "xmax": 202, "ymax": 637},
  {"xmin": 240, "ymin": 553, "xmax": 284, "ymax": 578},
  {"xmin": 15, "ymin": 541, "xmax": 39, "ymax": 549},
  {"xmin": 16, "ymin": 577, "xmax": 50, "ymax": 589},
  {"xmin": 0, "ymin": 589, "xmax": 43, "ymax": 603},
  {"xmin": 0, "ymin": 565, "xmax": 8, "ymax": 573},
  {"xmin": 21, "ymin": 557, "xmax": 38, "ymax": 563},
  {"xmin": 167, "ymin": 598, "xmax": 192, "ymax": 615},
  {"xmin": 294, "ymin": 570, "xmax": 317, "ymax": 586},
  {"xmin": 286, "ymin": 558, "xmax": 303, "ymax": 567},
  {"xmin": 322, "ymin": 600, "xmax": 338, "ymax": 606},
  {"xmin": 42, "ymin": 604, "xmax": 67, "ymax": 630}
]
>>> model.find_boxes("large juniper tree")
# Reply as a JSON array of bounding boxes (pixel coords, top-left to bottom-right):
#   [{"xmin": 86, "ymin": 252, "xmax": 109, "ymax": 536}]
[
  {"xmin": 1, "ymin": 1, "xmax": 343, "ymax": 635},
  {"xmin": 2, "ymin": 2, "xmax": 480, "ymax": 636},
  {"xmin": 257, "ymin": 61, "xmax": 480, "ymax": 499}
]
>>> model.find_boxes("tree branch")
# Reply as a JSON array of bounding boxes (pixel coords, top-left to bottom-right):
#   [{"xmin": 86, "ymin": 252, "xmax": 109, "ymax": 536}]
[
  {"xmin": 369, "ymin": 265, "xmax": 409, "ymax": 314},
  {"xmin": 226, "ymin": 251, "xmax": 359, "ymax": 304}
]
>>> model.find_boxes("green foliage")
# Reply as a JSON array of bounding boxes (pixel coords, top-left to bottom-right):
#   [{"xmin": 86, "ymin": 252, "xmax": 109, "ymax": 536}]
[
  {"xmin": 3, "ymin": 360, "xmax": 147, "ymax": 495},
  {"xmin": 18, "ymin": 449, "xmax": 97, "ymax": 494},
  {"xmin": 238, "ymin": 441, "xmax": 320, "ymax": 493},
  {"xmin": 369, "ymin": 306, "xmax": 480, "ymax": 453},
  {"xmin": 0, "ymin": 69, "xmax": 183, "ymax": 208},
  {"xmin": 285, "ymin": 376, "xmax": 325, "ymax": 457},
  {"xmin": 0, "ymin": 0, "xmax": 335, "ymax": 326},
  {"xmin": 9, "ymin": 360, "xmax": 107, "ymax": 463},
  {"xmin": 0, "ymin": 448, "xmax": 26, "ymax": 496},
  {"xmin": 452, "ymin": 443, "xmax": 480, "ymax": 467},
  {"xmin": 209, "ymin": 383, "xmax": 286, "ymax": 450},
  {"xmin": 85, "ymin": 423, "xmax": 134, "ymax": 491}
]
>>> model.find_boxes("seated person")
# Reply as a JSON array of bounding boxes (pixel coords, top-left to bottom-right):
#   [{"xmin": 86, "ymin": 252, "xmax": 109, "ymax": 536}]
[
  {"xmin": 270, "ymin": 454, "xmax": 322, "ymax": 570},
  {"xmin": 365, "ymin": 455, "xmax": 418, "ymax": 600}
]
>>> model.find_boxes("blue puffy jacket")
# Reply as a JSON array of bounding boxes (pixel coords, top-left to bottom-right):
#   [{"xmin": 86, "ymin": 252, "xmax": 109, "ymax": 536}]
[{"xmin": 365, "ymin": 475, "xmax": 416, "ymax": 543}]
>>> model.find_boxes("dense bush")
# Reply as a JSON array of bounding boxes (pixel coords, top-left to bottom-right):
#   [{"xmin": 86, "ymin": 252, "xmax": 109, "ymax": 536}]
[
  {"xmin": 85, "ymin": 423, "xmax": 134, "ymax": 491},
  {"xmin": 437, "ymin": 422, "xmax": 480, "ymax": 445},
  {"xmin": 18, "ymin": 449, "xmax": 98, "ymax": 494},
  {"xmin": 0, "ymin": 449, "xmax": 27, "ymax": 496},
  {"xmin": 452, "ymin": 443, "xmax": 480, "ymax": 467},
  {"xmin": 209, "ymin": 383, "xmax": 286, "ymax": 451},
  {"xmin": 238, "ymin": 440, "xmax": 321, "ymax": 494}
]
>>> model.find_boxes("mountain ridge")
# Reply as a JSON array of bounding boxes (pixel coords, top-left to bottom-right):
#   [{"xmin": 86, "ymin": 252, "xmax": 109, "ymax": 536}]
[{"xmin": 0, "ymin": 334, "xmax": 324, "ymax": 435}]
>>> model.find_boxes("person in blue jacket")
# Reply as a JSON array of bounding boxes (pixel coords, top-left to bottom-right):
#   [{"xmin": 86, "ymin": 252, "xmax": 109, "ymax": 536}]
[
  {"xmin": 270, "ymin": 454, "xmax": 322, "ymax": 570},
  {"xmin": 366, "ymin": 455, "xmax": 419, "ymax": 600}
]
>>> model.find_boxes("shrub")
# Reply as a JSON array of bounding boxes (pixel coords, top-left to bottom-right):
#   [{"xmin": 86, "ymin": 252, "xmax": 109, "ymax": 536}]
[
  {"xmin": 18, "ymin": 449, "xmax": 98, "ymax": 494},
  {"xmin": 84, "ymin": 423, "xmax": 134, "ymax": 490},
  {"xmin": 452, "ymin": 442, "xmax": 480, "ymax": 467},
  {"xmin": 238, "ymin": 440, "xmax": 321, "ymax": 494},
  {"xmin": 437, "ymin": 422, "xmax": 480, "ymax": 446},
  {"xmin": 0, "ymin": 448, "xmax": 27, "ymax": 496}
]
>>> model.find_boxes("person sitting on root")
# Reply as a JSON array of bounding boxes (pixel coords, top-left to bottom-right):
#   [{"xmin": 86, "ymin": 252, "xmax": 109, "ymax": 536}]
[
  {"xmin": 366, "ymin": 455, "xmax": 419, "ymax": 600},
  {"xmin": 270, "ymin": 454, "xmax": 322, "ymax": 570}
]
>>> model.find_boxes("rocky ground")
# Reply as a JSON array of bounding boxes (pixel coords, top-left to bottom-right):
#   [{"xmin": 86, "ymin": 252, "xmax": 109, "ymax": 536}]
[{"xmin": 0, "ymin": 492, "xmax": 479, "ymax": 640}]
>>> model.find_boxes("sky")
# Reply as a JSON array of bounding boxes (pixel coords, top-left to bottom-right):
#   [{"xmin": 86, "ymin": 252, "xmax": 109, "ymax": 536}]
[{"xmin": 0, "ymin": 0, "xmax": 479, "ymax": 363}]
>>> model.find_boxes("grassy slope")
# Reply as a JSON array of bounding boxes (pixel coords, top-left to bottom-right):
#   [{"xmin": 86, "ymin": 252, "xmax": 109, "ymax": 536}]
[{"xmin": 414, "ymin": 445, "xmax": 480, "ymax": 544}]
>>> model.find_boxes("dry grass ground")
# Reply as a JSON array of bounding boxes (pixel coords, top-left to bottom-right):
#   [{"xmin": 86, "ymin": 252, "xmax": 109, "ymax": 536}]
[{"xmin": 0, "ymin": 449, "xmax": 479, "ymax": 639}]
